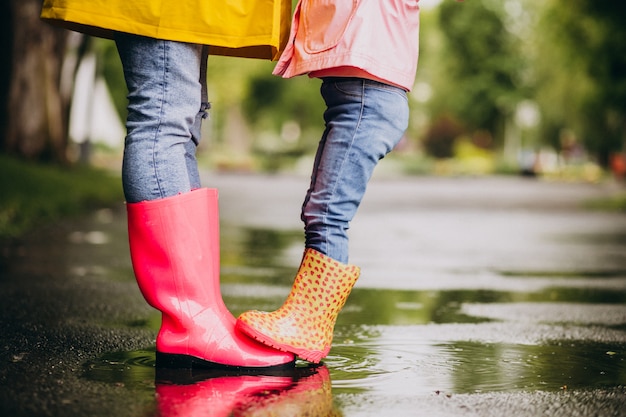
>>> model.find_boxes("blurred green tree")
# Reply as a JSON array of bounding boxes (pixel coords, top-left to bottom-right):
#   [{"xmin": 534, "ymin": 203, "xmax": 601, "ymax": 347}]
[
  {"xmin": 4, "ymin": 0, "xmax": 623, "ymax": 171},
  {"xmin": 431, "ymin": 0, "xmax": 524, "ymax": 149},
  {"xmin": 203, "ymin": 52, "xmax": 323, "ymax": 171},
  {"xmin": 533, "ymin": 0, "xmax": 626, "ymax": 167}
]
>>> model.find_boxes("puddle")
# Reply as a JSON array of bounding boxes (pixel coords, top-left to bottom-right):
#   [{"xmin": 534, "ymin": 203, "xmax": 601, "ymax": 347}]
[
  {"xmin": 436, "ymin": 341, "xmax": 626, "ymax": 393},
  {"xmin": 82, "ymin": 332, "xmax": 626, "ymax": 407},
  {"xmin": 328, "ymin": 327, "xmax": 626, "ymax": 395},
  {"xmin": 8, "ymin": 213, "xmax": 617, "ymax": 415},
  {"xmin": 83, "ymin": 348, "xmax": 157, "ymax": 391},
  {"xmin": 84, "ymin": 350, "xmax": 341, "ymax": 416},
  {"xmin": 3, "ymin": 177, "xmax": 626, "ymax": 416},
  {"xmin": 81, "ymin": 225, "xmax": 626, "ymax": 411}
]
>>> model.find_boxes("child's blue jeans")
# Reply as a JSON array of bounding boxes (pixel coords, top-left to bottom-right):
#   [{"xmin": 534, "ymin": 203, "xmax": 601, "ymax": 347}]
[{"xmin": 303, "ymin": 78, "xmax": 409, "ymax": 263}]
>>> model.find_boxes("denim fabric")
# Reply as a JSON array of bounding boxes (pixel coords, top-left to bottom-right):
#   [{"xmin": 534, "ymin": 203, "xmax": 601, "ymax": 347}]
[
  {"xmin": 115, "ymin": 34, "xmax": 210, "ymax": 203},
  {"xmin": 302, "ymin": 78, "xmax": 409, "ymax": 263}
]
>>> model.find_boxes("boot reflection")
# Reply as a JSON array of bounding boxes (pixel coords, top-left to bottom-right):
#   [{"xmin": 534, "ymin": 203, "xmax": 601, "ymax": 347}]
[
  {"xmin": 233, "ymin": 365, "xmax": 341, "ymax": 416},
  {"xmin": 155, "ymin": 365, "xmax": 340, "ymax": 417}
]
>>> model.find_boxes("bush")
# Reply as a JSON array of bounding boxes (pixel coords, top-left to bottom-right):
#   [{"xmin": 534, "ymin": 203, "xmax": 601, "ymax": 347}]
[{"xmin": 421, "ymin": 114, "xmax": 464, "ymax": 159}]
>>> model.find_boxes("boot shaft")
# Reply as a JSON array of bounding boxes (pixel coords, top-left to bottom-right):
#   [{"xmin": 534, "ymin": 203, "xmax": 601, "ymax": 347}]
[
  {"xmin": 126, "ymin": 188, "xmax": 295, "ymax": 368},
  {"xmin": 287, "ymin": 249, "xmax": 360, "ymax": 321},
  {"xmin": 126, "ymin": 188, "xmax": 221, "ymax": 311}
]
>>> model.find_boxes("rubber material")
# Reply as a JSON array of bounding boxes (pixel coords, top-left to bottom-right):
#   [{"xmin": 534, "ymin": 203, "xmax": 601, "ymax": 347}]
[
  {"xmin": 127, "ymin": 188, "xmax": 295, "ymax": 368},
  {"xmin": 237, "ymin": 248, "xmax": 360, "ymax": 363}
]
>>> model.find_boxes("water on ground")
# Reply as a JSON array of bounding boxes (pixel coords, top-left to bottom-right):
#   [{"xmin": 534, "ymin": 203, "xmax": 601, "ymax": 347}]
[{"xmin": 1, "ymin": 175, "xmax": 626, "ymax": 416}]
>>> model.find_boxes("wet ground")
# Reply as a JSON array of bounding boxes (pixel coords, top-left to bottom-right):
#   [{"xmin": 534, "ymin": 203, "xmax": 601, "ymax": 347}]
[{"xmin": 1, "ymin": 174, "xmax": 625, "ymax": 416}]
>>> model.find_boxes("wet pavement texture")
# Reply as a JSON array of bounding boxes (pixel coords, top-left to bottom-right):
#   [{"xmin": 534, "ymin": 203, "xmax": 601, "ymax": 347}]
[{"xmin": 1, "ymin": 174, "xmax": 625, "ymax": 416}]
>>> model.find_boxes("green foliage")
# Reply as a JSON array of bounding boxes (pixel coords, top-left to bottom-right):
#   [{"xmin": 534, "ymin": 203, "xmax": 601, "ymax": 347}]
[
  {"xmin": 73, "ymin": 0, "xmax": 625, "ymax": 174},
  {"xmin": 243, "ymin": 73, "xmax": 324, "ymax": 133},
  {"xmin": 244, "ymin": 74, "xmax": 325, "ymax": 170},
  {"xmin": 532, "ymin": 0, "xmax": 626, "ymax": 166},
  {"xmin": 433, "ymin": 0, "xmax": 523, "ymax": 143},
  {"xmin": 207, "ymin": 56, "xmax": 322, "ymax": 128},
  {"xmin": 202, "ymin": 53, "xmax": 325, "ymax": 171},
  {"xmin": 0, "ymin": 155, "xmax": 123, "ymax": 239}
]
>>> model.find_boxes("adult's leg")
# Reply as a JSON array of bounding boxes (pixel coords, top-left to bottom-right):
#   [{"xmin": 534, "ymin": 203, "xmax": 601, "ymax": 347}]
[
  {"xmin": 118, "ymin": 35, "xmax": 294, "ymax": 368},
  {"xmin": 116, "ymin": 34, "xmax": 209, "ymax": 203}
]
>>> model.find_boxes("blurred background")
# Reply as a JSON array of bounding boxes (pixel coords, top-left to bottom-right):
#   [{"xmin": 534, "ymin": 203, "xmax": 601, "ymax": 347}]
[
  {"xmin": 1, "ymin": 4, "xmax": 626, "ymax": 415},
  {"xmin": 1, "ymin": 0, "xmax": 625, "ymax": 238}
]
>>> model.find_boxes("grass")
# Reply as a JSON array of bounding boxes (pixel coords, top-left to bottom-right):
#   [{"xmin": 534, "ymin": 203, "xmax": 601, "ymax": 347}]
[
  {"xmin": 0, "ymin": 155, "xmax": 123, "ymax": 239},
  {"xmin": 583, "ymin": 193, "xmax": 626, "ymax": 212}
]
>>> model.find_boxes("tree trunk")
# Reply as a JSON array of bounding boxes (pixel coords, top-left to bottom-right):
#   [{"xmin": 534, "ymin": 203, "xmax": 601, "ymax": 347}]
[{"xmin": 3, "ymin": 0, "xmax": 80, "ymax": 164}]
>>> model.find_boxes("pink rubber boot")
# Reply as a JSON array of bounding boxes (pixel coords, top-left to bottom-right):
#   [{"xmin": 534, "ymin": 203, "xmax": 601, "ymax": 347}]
[{"xmin": 127, "ymin": 188, "xmax": 294, "ymax": 369}]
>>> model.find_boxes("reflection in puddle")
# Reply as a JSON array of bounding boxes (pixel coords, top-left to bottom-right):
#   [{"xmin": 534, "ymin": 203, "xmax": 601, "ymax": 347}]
[
  {"xmin": 155, "ymin": 365, "xmax": 337, "ymax": 417},
  {"xmin": 440, "ymin": 341, "xmax": 626, "ymax": 393},
  {"xmin": 83, "ymin": 348, "xmax": 156, "ymax": 391},
  {"xmin": 461, "ymin": 302, "xmax": 626, "ymax": 326},
  {"xmin": 327, "ymin": 326, "xmax": 626, "ymax": 396},
  {"xmin": 83, "ymin": 351, "xmax": 339, "ymax": 416}
]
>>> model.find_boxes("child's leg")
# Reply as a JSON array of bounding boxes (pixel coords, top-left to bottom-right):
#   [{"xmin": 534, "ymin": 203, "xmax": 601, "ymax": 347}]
[
  {"xmin": 236, "ymin": 79, "xmax": 407, "ymax": 362},
  {"xmin": 302, "ymin": 78, "xmax": 410, "ymax": 263}
]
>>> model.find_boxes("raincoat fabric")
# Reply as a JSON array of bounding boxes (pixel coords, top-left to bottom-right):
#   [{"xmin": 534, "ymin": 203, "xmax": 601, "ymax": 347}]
[
  {"xmin": 273, "ymin": 0, "xmax": 420, "ymax": 91},
  {"xmin": 40, "ymin": 0, "xmax": 292, "ymax": 60}
]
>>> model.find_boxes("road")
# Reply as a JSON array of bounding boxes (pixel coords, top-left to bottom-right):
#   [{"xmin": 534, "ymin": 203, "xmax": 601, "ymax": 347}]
[{"xmin": 1, "ymin": 173, "xmax": 625, "ymax": 416}]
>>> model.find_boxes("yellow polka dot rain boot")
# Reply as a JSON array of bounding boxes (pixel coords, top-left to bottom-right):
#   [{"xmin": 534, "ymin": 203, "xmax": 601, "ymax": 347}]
[{"xmin": 236, "ymin": 248, "xmax": 360, "ymax": 363}]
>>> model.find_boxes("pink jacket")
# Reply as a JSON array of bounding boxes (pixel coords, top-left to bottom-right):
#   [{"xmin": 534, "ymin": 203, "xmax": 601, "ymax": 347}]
[{"xmin": 273, "ymin": 0, "xmax": 421, "ymax": 91}]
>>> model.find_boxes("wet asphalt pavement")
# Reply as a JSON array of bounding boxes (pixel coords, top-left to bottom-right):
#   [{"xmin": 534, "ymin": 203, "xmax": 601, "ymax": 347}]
[{"xmin": 1, "ymin": 173, "xmax": 625, "ymax": 416}]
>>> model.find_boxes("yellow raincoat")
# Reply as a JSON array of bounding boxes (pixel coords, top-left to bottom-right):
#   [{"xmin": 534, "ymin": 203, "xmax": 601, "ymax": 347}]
[{"xmin": 40, "ymin": 0, "xmax": 292, "ymax": 60}]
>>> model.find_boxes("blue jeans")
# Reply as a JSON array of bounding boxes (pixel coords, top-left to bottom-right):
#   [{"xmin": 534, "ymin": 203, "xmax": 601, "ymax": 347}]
[
  {"xmin": 303, "ymin": 78, "xmax": 409, "ymax": 264},
  {"xmin": 115, "ymin": 34, "xmax": 210, "ymax": 203}
]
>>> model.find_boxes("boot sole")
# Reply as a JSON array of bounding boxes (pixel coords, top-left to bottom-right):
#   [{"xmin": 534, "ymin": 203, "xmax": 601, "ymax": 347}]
[
  {"xmin": 236, "ymin": 320, "xmax": 329, "ymax": 364},
  {"xmin": 156, "ymin": 351, "xmax": 296, "ymax": 371}
]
